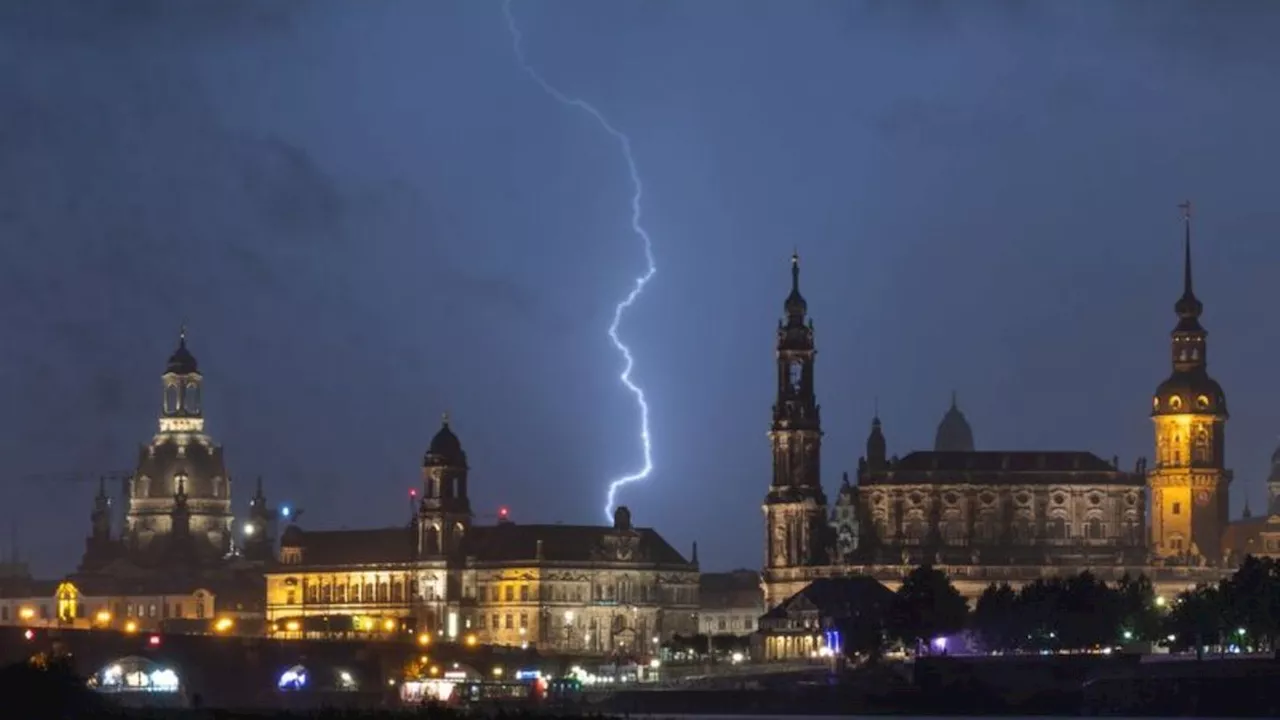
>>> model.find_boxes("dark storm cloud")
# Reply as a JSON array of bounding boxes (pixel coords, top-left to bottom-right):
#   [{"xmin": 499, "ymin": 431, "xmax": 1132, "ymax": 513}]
[{"xmin": 0, "ymin": 0, "xmax": 298, "ymax": 42}]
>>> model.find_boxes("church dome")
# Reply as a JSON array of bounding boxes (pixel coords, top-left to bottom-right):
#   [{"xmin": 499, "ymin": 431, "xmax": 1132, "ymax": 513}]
[
  {"xmin": 166, "ymin": 331, "xmax": 199, "ymax": 375},
  {"xmin": 1152, "ymin": 370, "xmax": 1227, "ymax": 417},
  {"xmin": 934, "ymin": 394, "xmax": 975, "ymax": 452},
  {"xmin": 424, "ymin": 414, "xmax": 467, "ymax": 467}
]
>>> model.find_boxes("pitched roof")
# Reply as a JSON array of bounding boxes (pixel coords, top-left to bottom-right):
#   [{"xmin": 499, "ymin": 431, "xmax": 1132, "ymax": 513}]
[
  {"xmin": 762, "ymin": 576, "xmax": 896, "ymax": 621},
  {"xmin": 468, "ymin": 523, "xmax": 691, "ymax": 567},
  {"xmin": 862, "ymin": 451, "xmax": 1142, "ymax": 484},
  {"xmin": 280, "ymin": 527, "xmax": 416, "ymax": 567},
  {"xmin": 699, "ymin": 570, "xmax": 762, "ymax": 610},
  {"xmin": 275, "ymin": 521, "xmax": 694, "ymax": 569}
]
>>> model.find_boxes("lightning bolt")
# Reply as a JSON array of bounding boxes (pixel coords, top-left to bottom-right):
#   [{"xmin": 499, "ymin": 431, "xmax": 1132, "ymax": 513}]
[{"xmin": 503, "ymin": 0, "xmax": 656, "ymax": 523}]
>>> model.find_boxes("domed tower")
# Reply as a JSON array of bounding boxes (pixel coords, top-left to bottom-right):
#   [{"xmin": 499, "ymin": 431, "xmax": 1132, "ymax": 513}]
[
  {"xmin": 1148, "ymin": 202, "xmax": 1231, "ymax": 564},
  {"xmin": 934, "ymin": 392, "xmax": 975, "ymax": 452},
  {"xmin": 124, "ymin": 328, "xmax": 234, "ymax": 566},
  {"xmin": 763, "ymin": 253, "xmax": 829, "ymax": 607},
  {"xmin": 418, "ymin": 413, "xmax": 472, "ymax": 558}
]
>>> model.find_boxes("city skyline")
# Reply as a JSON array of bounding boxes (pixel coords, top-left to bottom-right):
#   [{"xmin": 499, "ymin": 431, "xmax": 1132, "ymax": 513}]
[{"xmin": 4, "ymin": 1, "xmax": 1280, "ymax": 576}]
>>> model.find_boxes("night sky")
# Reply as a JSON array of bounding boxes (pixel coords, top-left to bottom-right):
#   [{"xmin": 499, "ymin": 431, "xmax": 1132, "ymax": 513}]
[{"xmin": 3, "ymin": 1, "xmax": 1280, "ymax": 577}]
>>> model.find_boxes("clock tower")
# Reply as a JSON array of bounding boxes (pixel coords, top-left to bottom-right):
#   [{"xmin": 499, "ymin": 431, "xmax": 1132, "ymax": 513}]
[
  {"xmin": 1148, "ymin": 202, "xmax": 1231, "ymax": 564},
  {"xmin": 762, "ymin": 253, "xmax": 829, "ymax": 607}
]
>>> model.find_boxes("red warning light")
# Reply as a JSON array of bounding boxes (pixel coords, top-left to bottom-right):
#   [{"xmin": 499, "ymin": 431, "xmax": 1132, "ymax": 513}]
[
  {"xmin": 148, "ymin": 635, "xmax": 161, "ymax": 646},
  {"xmin": 498, "ymin": 507, "xmax": 509, "ymax": 518},
  {"xmin": 409, "ymin": 489, "xmax": 417, "ymax": 498}
]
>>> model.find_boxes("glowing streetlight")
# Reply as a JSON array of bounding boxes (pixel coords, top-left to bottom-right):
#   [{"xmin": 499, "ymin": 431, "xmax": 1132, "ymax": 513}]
[
  {"xmin": 124, "ymin": 620, "xmax": 139, "ymax": 634},
  {"xmin": 214, "ymin": 617, "xmax": 234, "ymax": 633},
  {"xmin": 243, "ymin": 522, "xmax": 256, "ymax": 537},
  {"xmin": 417, "ymin": 633, "xmax": 431, "ymax": 646}
]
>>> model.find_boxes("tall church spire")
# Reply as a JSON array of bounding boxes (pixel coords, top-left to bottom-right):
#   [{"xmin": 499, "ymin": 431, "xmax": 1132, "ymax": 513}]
[
  {"xmin": 1174, "ymin": 200, "xmax": 1203, "ymax": 325},
  {"xmin": 764, "ymin": 251, "xmax": 828, "ymax": 580},
  {"xmin": 1148, "ymin": 201, "xmax": 1231, "ymax": 564}
]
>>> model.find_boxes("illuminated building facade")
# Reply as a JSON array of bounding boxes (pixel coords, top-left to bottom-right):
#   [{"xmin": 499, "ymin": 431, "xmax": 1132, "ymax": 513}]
[
  {"xmin": 762, "ymin": 216, "xmax": 1234, "ymax": 612},
  {"xmin": 264, "ymin": 416, "xmax": 699, "ymax": 654},
  {"xmin": 1147, "ymin": 205, "xmax": 1231, "ymax": 563},
  {"xmin": 0, "ymin": 576, "xmax": 223, "ymax": 633},
  {"xmin": 697, "ymin": 569, "xmax": 764, "ymax": 637}
]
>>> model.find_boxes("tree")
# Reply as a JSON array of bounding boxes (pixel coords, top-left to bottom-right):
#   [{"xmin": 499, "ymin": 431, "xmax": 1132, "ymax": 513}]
[
  {"xmin": 1115, "ymin": 573, "xmax": 1162, "ymax": 643},
  {"xmin": 1164, "ymin": 583, "xmax": 1224, "ymax": 660},
  {"xmin": 1220, "ymin": 556, "xmax": 1280, "ymax": 651},
  {"xmin": 888, "ymin": 564, "xmax": 968, "ymax": 653},
  {"xmin": 972, "ymin": 582, "xmax": 1018, "ymax": 652}
]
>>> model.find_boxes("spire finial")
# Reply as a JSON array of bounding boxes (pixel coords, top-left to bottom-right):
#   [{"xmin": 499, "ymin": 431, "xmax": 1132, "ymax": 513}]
[
  {"xmin": 791, "ymin": 249, "xmax": 800, "ymax": 292},
  {"xmin": 1179, "ymin": 200, "xmax": 1193, "ymax": 296},
  {"xmin": 441, "ymin": 411, "xmax": 450, "ymax": 426},
  {"xmin": 950, "ymin": 390, "xmax": 958, "ymax": 409},
  {"xmin": 873, "ymin": 396, "xmax": 880, "ymax": 418},
  {"xmin": 179, "ymin": 323, "xmax": 187, "ymax": 346}
]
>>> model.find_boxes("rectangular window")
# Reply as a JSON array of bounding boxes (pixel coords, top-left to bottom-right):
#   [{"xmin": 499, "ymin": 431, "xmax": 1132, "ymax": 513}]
[
  {"xmin": 520, "ymin": 612, "xmax": 528, "ymax": 628},
  {"xmin": 1172, "ymin": 502, "xmax": 1181, "ymax": 515},
  {"xmin": 491, "ymin": 613, "xmax": 499, "ymax": 630},
  {"xmin": 519, "ymin": 585, "xmax": 529, "ymax": 602},
  {"xmin": 504, "ymin": 586, "xmax": 514, "ymax": 602},
  {"xmin": 504, "ymin": 614, "xmax": 513, "ymax": 629}
]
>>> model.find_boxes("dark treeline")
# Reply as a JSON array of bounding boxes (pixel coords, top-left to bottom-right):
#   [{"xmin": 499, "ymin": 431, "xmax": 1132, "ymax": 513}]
[{"xmin": 839, "ymin": 555, "xmax": 1280, "ymax": 657}]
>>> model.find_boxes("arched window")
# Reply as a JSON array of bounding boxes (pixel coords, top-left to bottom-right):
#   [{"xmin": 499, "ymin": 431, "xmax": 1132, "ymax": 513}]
[
  {"xmin": 1194, "ymin": 431, "xmax": 1210, "ymax": 463},
  {"xmin": 363, "ymin": 583, "xmax": 374, "ymax": 603},
  {"xmin": 183, "ymin": 382, "xmax": 201, "ymax": 413},
  {"xmin": 391, "ymin": 581, "xmax": 403, "ymax": 603},
  {"xmin": 377, "ymin": 582, "xmax": 389, "ymax": 603},
  {"xmin": 164, "ymin": 384, "xmax": 179, "ymax": 414}
]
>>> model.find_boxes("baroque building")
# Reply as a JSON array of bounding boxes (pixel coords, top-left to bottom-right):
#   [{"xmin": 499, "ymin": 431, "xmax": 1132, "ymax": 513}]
[
  {"xmin": 264, "ymin": 416, "xmax": 699, "ymax": 655},
  {"xmin": 2, "ymin": 330, "xmax": 273, "ymax": 633},
  {"xmin": 762, "ymin": 212, "xmax": 1233, "ymax": 610},
  {"xmin": 121, "ymin": 329, "xmax": 234, "ymax": 565}
]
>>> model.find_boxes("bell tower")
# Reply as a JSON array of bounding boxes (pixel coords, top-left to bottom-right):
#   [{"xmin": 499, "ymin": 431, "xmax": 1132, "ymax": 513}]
[
  {"xmin": 1148, "ymin": 202, "xmax": 1231, "ymax": 564},
  {"xmin": 418, "ymin": 413, "xmax": 473, "ymax": 558},
  {"xmin": 763, "ymin": 253, "xmax": 828, "ymax": 605}
]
